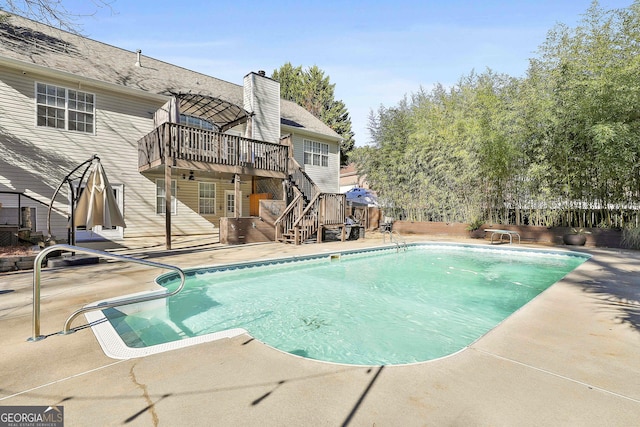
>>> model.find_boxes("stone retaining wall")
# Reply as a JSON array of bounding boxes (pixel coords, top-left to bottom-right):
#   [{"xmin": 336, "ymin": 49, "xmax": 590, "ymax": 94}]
[{"xmin": 0, "ymin": 254, "xmax": 37, "ymax": 272}]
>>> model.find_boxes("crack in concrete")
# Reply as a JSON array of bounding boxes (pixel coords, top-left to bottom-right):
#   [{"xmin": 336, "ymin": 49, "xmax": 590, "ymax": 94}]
[{"xmin": 127, "ymin": 363, "xmax": 159, "ymax": 426}]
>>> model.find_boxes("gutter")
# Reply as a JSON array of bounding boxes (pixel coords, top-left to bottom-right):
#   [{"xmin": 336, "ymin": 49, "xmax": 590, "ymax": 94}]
[
  {"xmin": 281, "ymin": 123, "xmax": 343, "ymax": 143},
  {"xmin": 0, "ymin": 56, "xmax": 168, "ymax": 102}
]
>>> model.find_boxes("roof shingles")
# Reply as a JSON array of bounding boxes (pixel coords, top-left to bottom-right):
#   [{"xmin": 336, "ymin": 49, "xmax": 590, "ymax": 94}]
[{"xmin": 0, "ymin": 15, "xmax": 340, "ymax": 140}]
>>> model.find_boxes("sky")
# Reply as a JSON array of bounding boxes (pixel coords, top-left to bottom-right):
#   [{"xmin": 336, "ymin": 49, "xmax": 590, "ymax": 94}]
[{"xmin": 52, "ymin": 0, "xmax": 635, "ymax": 146}]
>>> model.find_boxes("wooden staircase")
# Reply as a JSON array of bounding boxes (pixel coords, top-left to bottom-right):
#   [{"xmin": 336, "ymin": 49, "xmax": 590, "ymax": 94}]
[{"xmin": 274, "ymin": 143, "xmax": 345, "ymax": 245}]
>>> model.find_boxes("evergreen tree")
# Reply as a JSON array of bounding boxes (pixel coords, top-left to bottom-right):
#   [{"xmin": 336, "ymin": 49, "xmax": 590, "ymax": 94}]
[{"xmin": 272, "ymin": 63, "xmax": 355, "ymax": 165}]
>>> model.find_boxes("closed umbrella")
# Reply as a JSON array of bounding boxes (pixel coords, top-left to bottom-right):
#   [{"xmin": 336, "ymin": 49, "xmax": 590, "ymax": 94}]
[{"xmin": 74, "ymin": 161, "xmax": 126, "ymax": 229}]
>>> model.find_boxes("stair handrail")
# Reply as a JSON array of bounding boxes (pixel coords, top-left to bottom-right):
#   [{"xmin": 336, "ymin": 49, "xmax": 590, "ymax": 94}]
[
  {"xmin": 0, "ymin": 191, "xmax": 66, "ymax": 232},
  {"xmin": 274, "ymin": 191, "xmax": 304, "ymax": 242},
  {"xmin": 276, "ymin": 134, "xmax": 340, "ymax": 244},
  {"xmin": 290, "ymin": 193, "xmax": 322, "ymax": 244},
  {"xmin": 291, "ymin": 192, "xmax": 321, "ymax": 229},
  {"xmin": 274, "ymin": 187, "xmax": 303, "ymax": 225},
  {"xmin": 28, "ymin": 244, "xmax": 186, "ymax": 342},
  {"xmin": 0, "ymin": 191, "xmax": 64, "ymax": 212},
  {"xmin": 287, "ymin": 156, "xmax": 320, "ymax": 201}
]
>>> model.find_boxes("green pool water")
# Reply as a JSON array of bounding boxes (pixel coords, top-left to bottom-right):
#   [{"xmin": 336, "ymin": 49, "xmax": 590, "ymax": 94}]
[{"xmin": 105, "ymin": 244, "xmax": 588, "ymax": 365}]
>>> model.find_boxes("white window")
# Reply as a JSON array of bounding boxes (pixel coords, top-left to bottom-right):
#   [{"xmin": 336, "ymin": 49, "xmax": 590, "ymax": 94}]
[
  {"xmin": 303, "ymin": 139, "xmax": 329, "ymax": 167},
  {"xmin": 156, "ymin": 179, "xmax": 177, "ymax": 214},
  {"xmin": 36, "ymin": 82, "xmax": 95, "ymax": 133},
  {"xmin": 179, "ymin": 114, "xmax": 215, "ymax": 130},
  {"xmin": 199, "ymin": 182, "xmax": 216, "ymax": 215}
]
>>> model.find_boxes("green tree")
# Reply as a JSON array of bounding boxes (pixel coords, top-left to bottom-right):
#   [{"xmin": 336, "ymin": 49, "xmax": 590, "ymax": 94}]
[
  {"xmin": 272, "ymin": 63, "xmax": 355, "ymax": 165},
  {"xmin": 354, "ymin": 70, "xmax": 523, "ymax": 224},
  {"xmin": 530, "ymin": 0, "xmax": 640, "ymax": 226},
  {"xmin": 272, "ymin": 62, "xmax": 304, "ymax": 105},
  {"xmin": 354, "ymin": 1, "xmax": 640, "ymax": 228}
]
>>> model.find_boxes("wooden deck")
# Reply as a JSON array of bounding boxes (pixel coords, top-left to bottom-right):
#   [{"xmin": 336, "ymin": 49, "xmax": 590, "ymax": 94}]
[{"xmin": 137, "ymin": 122, "xmax": 289, "ymax": 178}]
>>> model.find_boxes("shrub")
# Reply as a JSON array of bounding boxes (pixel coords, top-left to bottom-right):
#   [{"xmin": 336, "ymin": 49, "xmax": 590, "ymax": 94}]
[
  {"xmin": 621, "ymin": 226, "xmax": 640, "ymax": 249},
  {"xmin": 466, "ymin": 217, "xmax": 485, "ymax": 231}
]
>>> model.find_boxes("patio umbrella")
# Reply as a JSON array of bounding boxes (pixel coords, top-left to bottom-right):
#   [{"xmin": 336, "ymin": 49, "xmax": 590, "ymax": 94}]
[
  {"xmin": 345, "ymin": 187, "xmax": 378, "ymax": 206},
  {"xmin": 74, "ymin": 161, "xmax": 126, "ymax": 229}
]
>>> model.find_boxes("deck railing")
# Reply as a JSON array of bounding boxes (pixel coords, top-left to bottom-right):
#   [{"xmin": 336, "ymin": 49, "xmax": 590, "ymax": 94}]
[
  {"xmin": 274, "ymin": 190, "xmax": 305, "ymax": 243},
  {"xmin": 288, "ymin": 157, "xmax": 319, "ymax": 202},
  {"xmin": 275, "ymin": 192, "xmax": 345, "ymax": 244},
  {"xmin": 320, "ymin": 193, "xmax": 346, "ymax": 226},
  {"xmin": 291, "ymin": 192, "xmax": 322, "ymax": 244},
  {"xmin": 138, "ymin": 122, "xmax": 288, "ymax": 174},
  {"xmin": 274, "ymin": 143, "xmax": 346, "ymax": 244}
]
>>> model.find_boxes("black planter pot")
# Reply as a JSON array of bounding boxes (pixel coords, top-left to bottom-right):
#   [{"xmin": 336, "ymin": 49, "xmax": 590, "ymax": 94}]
[
  {"xmin": 468, "ymin": 229, "xmax": 484, "ymax": 239},
  {"xmin": 563, "ymin": 234, "xmax": 587, "ymax": 246}
]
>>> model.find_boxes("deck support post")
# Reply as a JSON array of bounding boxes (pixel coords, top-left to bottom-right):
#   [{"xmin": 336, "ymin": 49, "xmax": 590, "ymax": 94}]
[
  {"xmin": 164, "ymin": 134, "xmax": 172, "ymax": 250},
  {"xmin": 234, "ymin": 173, "xmax": 240, "ymax": 218}
]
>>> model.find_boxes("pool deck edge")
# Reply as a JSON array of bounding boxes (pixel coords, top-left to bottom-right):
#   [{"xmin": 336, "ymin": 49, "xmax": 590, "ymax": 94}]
[{"xmin": 1, "ymin": 235, "xmax": 639, "ymax": 425}]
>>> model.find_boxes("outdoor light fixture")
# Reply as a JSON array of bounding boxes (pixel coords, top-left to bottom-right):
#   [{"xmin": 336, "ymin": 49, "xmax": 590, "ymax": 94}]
[{"xmin": 188, "ymin": 171, "xmax": 195, "ymax": 181}]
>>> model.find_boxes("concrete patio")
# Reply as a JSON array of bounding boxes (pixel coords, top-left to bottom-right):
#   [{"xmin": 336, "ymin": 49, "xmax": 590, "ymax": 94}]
[{"xmin": 1, "ymin": 233, "xmax": 639, "ymax": 426}]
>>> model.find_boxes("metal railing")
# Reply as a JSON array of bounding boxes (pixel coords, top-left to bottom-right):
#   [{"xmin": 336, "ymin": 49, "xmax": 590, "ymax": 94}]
[
  {"xmin": 383, "ymin": 230, "xmax": 408, "ymax": 251},
  {"xmin": 0, "ymin": 191, "xmax": 62, "ymax": 229},
  {"xmin": 28, "ymin": 244, "xmax": 186, "ymax": 342}
]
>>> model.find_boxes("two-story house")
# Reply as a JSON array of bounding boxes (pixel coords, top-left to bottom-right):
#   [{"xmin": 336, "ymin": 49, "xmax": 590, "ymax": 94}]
[{"xmin": 0, "ymin": 15, "xmax": 345, "ymax": 247}]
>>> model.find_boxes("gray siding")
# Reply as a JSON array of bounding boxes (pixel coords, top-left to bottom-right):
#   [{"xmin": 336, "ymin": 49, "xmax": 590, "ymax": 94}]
[
  {"xmin": 289, "ymin": 133, "xmax": 340, "ymax": 193},
  {"xmin": 243, "ymin": 72, "xmax": 280, "ymax": 144},
  {"xmin": 1, "ymin": 64, "xmax": 339, "ymax": 243},
  {"xmin": 0, "ymin": 67, "xmax": 73, "ymax": 237},
  {"xmin": 0, "ymin": 66, "xmax": 245, "ymax": 240}
]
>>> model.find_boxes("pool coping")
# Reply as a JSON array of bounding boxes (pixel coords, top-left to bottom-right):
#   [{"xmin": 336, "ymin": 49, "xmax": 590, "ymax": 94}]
[
  {"xmin": 3, "ymin": 235, "xmax": 639, "ymax": 425},
  {"xmin": 85, "ymin": 242, "xmax": 591, "ymax": 361}
]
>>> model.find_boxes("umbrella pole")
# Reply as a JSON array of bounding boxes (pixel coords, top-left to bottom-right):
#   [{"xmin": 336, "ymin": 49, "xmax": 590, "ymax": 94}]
[
  {"xmin": 67, "ymin": 180, "xmax": 74, "ymax": 245},
  {"xmin": 47, "ymin": 154, "xmax": 99, "ymax": 242}
]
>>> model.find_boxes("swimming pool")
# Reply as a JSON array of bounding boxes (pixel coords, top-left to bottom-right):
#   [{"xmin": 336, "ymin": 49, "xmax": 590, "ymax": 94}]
[{"xmin": 87, "ymin": 243, "xmax": 589, "ymax": 364}]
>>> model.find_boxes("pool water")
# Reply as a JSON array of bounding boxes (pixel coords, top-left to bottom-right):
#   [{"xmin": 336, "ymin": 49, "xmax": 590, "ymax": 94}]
[{"xmin": 105, "ymin": 245, "xmax": 588, "ymax": 365}]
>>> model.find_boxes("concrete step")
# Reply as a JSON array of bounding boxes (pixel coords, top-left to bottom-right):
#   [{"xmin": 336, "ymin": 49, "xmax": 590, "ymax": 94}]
[{"xmin": 47, "ymin": 254, "xmax": 100, "ymax": 268}]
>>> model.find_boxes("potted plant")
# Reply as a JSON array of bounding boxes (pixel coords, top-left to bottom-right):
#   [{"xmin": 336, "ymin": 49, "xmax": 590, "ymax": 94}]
[
  {"xmin": 466, "ymin": 218, "xmax": 485, "ymax": 239},
  {"xmin": 562, "ymin": 228, "xmax": 591, "ymax": 246}
]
